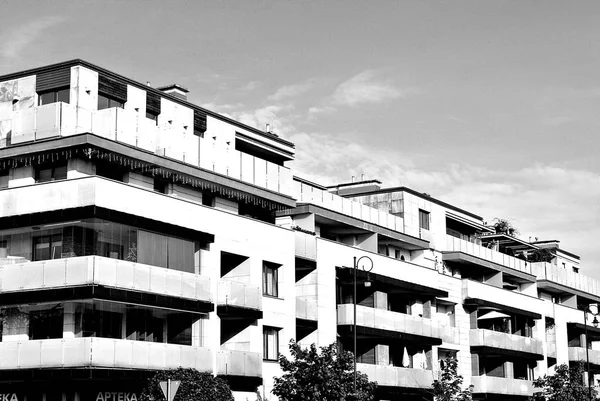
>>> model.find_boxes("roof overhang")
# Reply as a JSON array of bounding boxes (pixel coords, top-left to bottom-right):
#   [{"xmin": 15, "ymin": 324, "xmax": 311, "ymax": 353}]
[
  {"xmin": 464, "ymin": 297, "xmax": 542, "ymax": 320},
  {"xmin": 442, "ymin": 251, "xmax": 536, "ymax": 282}
]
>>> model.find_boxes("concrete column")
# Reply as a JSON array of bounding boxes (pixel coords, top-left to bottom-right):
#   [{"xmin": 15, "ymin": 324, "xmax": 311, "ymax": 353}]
[
  {"xmin": 373, "ymin": 291, "xmax": 388, "ymax": 310},
  {"xmin": 470, "ymin": 309, "xmax": 479, "ymax": 329},
  {"xmin": 375, "ymin": 344, "xmax": 390, "ymax": 365},
  {"xmin": 423, "ymin": 300, "xmax": 433, "ymax": 319},
  {"xmin": 484, "ymin": 271, "xmax": 503, "ymax": 288},
  {"xmin": 505, "ymin": 361, "xmax": 514, "ymax": 379},
  {"xmin": 8, "ymin": 166, "xmax": 34, "ymax": 187}
]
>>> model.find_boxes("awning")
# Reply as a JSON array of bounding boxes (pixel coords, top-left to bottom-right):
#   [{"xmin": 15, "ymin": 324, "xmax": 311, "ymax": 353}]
[{"xmin": 477, "ymin": 311, "xmax": 511, "ymax": 320}]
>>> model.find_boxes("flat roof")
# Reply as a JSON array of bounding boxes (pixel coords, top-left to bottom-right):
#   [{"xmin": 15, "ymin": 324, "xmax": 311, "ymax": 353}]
[{"xmin": 0, "ymin": 59, "xmax": 295, "ymax": 149}]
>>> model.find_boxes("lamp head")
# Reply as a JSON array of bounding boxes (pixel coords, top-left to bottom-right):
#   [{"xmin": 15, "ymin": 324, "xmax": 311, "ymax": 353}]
[{"xmin": 593, "ymin": 316, "xmax": 599, "ymax": 328}]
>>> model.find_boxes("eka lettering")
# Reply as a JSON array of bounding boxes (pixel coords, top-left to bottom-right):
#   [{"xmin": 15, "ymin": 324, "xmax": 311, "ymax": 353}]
[{"xmin": 0, "ymin": 395, "xmax": 18, "ymax": 401}]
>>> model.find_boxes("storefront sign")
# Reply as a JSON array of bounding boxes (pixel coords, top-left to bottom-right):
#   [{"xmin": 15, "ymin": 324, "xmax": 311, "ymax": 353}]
[
  {"xmin": 0, "ymin": 394, "xmax": 18, "ymax": 401},
  {"xmin": 95, "ymin": 393, "xmax": 137, "ymax": 401}
]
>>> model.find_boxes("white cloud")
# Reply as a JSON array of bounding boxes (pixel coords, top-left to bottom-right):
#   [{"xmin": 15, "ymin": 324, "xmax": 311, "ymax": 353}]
[
  {"xmin": 268, "ymin": 81, "xmax": 315, "ymax": 102},
  {"xmin": 240, "ymin": 81, "xmax": 261, "ymax": 91},
  {"xmin": 0, "ymin": 16, "xmax": 64, "ymax": 59},
  {"xmin": 331, "ymin": 70, "xmax": 415, "ymax": 107}
]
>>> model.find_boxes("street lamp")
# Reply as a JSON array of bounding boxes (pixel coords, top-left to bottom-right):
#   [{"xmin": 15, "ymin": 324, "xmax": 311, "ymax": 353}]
[
  {"xmin": 353, "ymin": 255, "xmax": 374, "ymax": 397},
  {"xmin": 581, "ymin": 303, "xmax": 599, "ymax": 399}
]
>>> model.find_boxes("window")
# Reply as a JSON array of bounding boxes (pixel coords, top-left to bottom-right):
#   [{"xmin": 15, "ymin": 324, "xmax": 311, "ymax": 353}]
[
  {"xmin": 0, "ymin": 169, "xmax": 7, "ymax": 189},
  {"xmin": 419, "ymin": 209, "xmax": 430, "ymax": 230},
  {"xmin": 263, "ymin": 327, "xmax": 279, "ymax": 361},
  {"xmin": 38, "ymin": 88, "xmax": 70, "ymax": 106},
  {"xmin": 29, "ymin": 308, "xmax": 63, "ymax": 340},
  {"xmin": 146, "ymin": 111, "xmax": 159, "ymax": 125},
  {"xmin": 33, "ymin": 234, "xmax": 63, "ymax": 261},
  {"xmin": 263, "ymin": 262, "xmax": 280, "ymax": 297},
  {"xmin": 154, "ymin": 179, "xmax": 169, "ymax": 194},
  {"xmin": 35, "ymin": 163, "xmax": 67, "ymax": 183},
  {"xmin": 98, "ymin": 94, "xmax": 124, "ymax": 110}
]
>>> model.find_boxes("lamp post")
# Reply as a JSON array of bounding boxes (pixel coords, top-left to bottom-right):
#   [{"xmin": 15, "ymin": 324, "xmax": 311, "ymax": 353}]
[
  {"xmin": 581, "ymin": 304, "xmax": 599, "ymax": 399},
  {"xmin": 353, "ymin": 255, "xmax": 374, "ymax": 398}
]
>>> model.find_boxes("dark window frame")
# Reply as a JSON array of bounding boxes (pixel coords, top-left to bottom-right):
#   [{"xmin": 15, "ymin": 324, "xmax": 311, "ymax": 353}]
[
  {"xmin": 38, "ymin": 88, "xmax": 70, "ymax": 106},
  {"xmin": 98, "ymin": 93, "xmax": 125, "ymax": 110},
  {"xmin": 35, "ymin": 162, "xmax": 67, "ymax": 183},
  {"xmin": 419, "ymin": 209, "xmax": 430, "ymax": 231},
  {"xmin": 262, "ymin": 262, "xmax": 280, "ymax": 297},
  {"xmin": 263, "ymin": 326, "xmax": 280, "ymax": 361}
]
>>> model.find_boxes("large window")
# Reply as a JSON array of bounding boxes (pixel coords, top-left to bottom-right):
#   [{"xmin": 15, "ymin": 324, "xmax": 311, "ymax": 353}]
[
  {"xmin": 419, "ymin": 209, "xmax": 430, "ymax": 231},
  {"xmin": 29, "ymin": 308, "xmax": 63, "ymax": 340},
  {"xmin": 126, "ymin": 309, "xmax": 164, "ymax": 342},
  {"xmin": 98, "ymin": 94, "xmax": 124, "ymax": 110},
  {"xmin": 262, "ymin": 262, "xmax": 280, "ymax": 297},
  {"xmin": 263, "ymin": 327, "xmax": 280, "ymax": 361},
  {"xmin": 38, "ymin": 88, "xmax": 70, "ymax": 106},
  {"xmin": 0, "ymin": 219, "xmax": 199, "ymax": 273}
]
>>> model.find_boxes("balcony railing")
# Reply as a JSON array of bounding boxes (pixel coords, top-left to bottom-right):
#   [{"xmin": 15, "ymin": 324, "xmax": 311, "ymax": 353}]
[
  {"xmin": 217, "ymin": 280, "xmax": 262, "ymax": 311},
  {"xmin": 294, "ymin": 231, "xmax": 317, "ymax": 260},
  {"xmin": 569, "ymin": 347, "xmax": 600, "ymax": 365},
  {"xmin": 0, "ymin": 256, "xmax": 212, "ymax": 302},
  {"xmin": 3, "ymin": 103, "xmax": 293, "ymax": 197},
  {"xmin": 532, "ymin": 262, "xmax": 600, "ymax": 297},
  {"xmin": 470, "ymin": 329, "xmax": 543, "ymax": 356},
  {"xmin": 462, "ymin": 280, "xmax": 544, "ymax": 316},
  {"xmin": 357, "ymin": 363, "xmax": 433, "ymax": 389},
  {"xmin": 445, "ymin": 235, "xmax": 531, "ymax": 274},
  {"xmin": 338, "ymin": 304, "xmax": 445, "ymax": 341},
  {"xmin": 471, "ymin": 376, "xmax": 534, "ymax": 397},
  {"xmin": 296, "ymin": 297, "xmax": 318, "ymax": 321},
  {"xmin": 216, "ymin": 349, "xmax": 262, "ymax": 377},
  {"xmin": 294, "ymin": 180, "xmax": 405, "ymax": 233},
  {"xmin": 0, "ymin": 338, "xmax": 212, "ymax": 371}
]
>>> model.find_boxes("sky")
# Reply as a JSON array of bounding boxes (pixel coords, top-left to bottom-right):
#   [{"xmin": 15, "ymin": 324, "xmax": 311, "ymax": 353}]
[{"xmin": 0, "ymin": 0, "xmax": 598, "ymax": 276}]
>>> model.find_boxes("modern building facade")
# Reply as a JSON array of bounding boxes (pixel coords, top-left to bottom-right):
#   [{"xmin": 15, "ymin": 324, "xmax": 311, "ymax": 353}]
[{"xmin": 0, "ymin": 60, "xmax": 596, "ymax": 401}]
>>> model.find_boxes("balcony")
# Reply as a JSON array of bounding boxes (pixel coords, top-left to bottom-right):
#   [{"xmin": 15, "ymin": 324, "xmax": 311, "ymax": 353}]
[
  {"xmin": 357, "ymin": 363, "xmax": 432, "ymax": 389},
  {"xmin": 470, "ymin": 329, "xmax": 543, "ymax": 359},
  {"xmin": 532, "ymin": 262, "xmax": 600, "ymax": 298},
  {"xmin": 216, "ymin": 349, "xmax": 262, "ymax": 378},
  {"xmin": 3, "ymin": 103, "xmax": 293, "ymax": 197},
  {"xmin": 294, "ymin": 180, "xmax": 404, "ymax": 232},
  {"xmin": 217, "ymin": 280, "xmax": 262, "ymax": 319},
  {"xmin": 294, "ymin": 231, "xmax": 317, "ymax": 260},
  {"xmin": 462, "ymin": 279, "xmax": 544, "ymax": 319},
  {"xmin": 569, "ymin": 347, "xmax": 600, "ymax": 366},
  {"xmin": 296, "ymin": 297, "xmax": 318, "ymax": 321},
  {"xmin": 337, "ymin": 304, "xmax": 443, "ymax": 345},
  {"xmin": 444, "ymin": 235, "xmax": 531, "ymax": 275},
  {"xmin": 0, "ymin": 256, "xmax": 212, "ymax": 311},
  {"xmin": 0, "ymin": 338, "xmax": 212, "ymax": 371},
  {"xmin": 471, "ymin": 376, "xmax": 534, "ymax": 397}
]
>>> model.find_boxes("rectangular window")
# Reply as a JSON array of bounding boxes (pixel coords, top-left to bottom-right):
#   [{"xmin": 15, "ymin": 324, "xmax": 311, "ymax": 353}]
[
  {"xmin": 38, "ymin": 88, "xmax": 70, "ymax": 106},
  {"xmin": 29, "ymin": 309, "xmax": 63, "ymax": 340},
  {"xmin": 33, "ymin": 234, "xmax": 63, "ymax": 261},
  {"xmin": 419, "ymin": 210, "xmax": 430, "ymax": 230},
  {"xmin": 35, "ymin": 163, "xmax": 67, "ymax": 183},
  {"xmin": 146, "ymin": 111, "xmax": 159, "ymax": 125},
  {"xmin": 0, "ymin": 169, "xmax": 8, "ymax": 189},
  {"xmin": 167, "ymin": 313, "xmax": 194, "ymax": 345},
  {"xmin": 81, "ymin": 309, "xmax": 122, "ymax": 339},
  {"xmin": 98, "ymin": 94, "xmax": 124, "ymax": 110},
  {"xmin": 263, "ymin": 327, "xmax": 279, "ymax": 361},
  {"xmin": 263, "ymin": 262, "xmax": 280, "ymax": 297}
]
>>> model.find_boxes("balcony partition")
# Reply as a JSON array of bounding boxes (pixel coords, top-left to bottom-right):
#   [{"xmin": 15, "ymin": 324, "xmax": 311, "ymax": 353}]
[
  {"xmin": 0, "ymin": 338, "xmax": 212, "ymax": 371},
  {"xmin": 296, "ymin": 297, "xmax": 318, "ymax": 321}
]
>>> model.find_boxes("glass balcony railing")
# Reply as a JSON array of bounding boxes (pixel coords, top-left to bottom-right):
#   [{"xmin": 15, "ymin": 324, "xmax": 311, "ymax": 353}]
[
  {"xmin": 216, "ymin": 280, "xmax": 262, "ymax": 311},
  {"xmin": 470, "ymin": 329, "xmax": 543, "ymax": 356},
  {"xmin": 0, "ymin": 256, "xmax": 212, "ymax": 302},
  {"xmin": 296, "ymin": 297, "xmax": 318, "ymax": 321},
  {"xmin": 445, "ymin": 235, "xmax": 531, "ymax": 274},
  {"xmin": 357, "ymin": 363, "xmax": 433, "ymax": 389},
  {"xmin": 471, "ymin": 376, "xmax": 534, "ymax": 397},
  {"xmin": 568, "ymin": 347, "xmax": 600, "ymax": 365},
  {"xmin": 2, "ymin": 103, "xmax": 293, "ymax": 197},
  {"xmin": 294, "ymin": 231, "xmax": 317, "ymax": 260},
  {"xmin": 216, "ymin": 349, "xmax": 262, "ymax": 377},
  {"xmin": 0, "ymin": 338, "xmax": 213, "ymax": 371},
  {"xmin": 532, "ymin": 262, "xmax": 600, "ymax": 297}
]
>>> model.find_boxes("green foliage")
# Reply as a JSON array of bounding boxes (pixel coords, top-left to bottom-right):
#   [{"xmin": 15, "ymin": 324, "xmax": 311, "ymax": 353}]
[
  {"xmin": 272, "ymin": 340, "xmax": 377, "ymax": 401},
  {"xmin": 139, "ymin": 368, "xmax": 234, "ymax": 401},
  {"xmin": 530, "ymin": 361, "xmax": 596, "ymax": 401},
  {"xmin": 493, "ymin": 218, "xmax": 519, "ymax": 237},
  {"xmin": 432, "ymin": 358, "xmax": 473, "ymax": 401},
  {"xmin": 528, "ymin": 248, "xmax": 555, "ymax": 263}
]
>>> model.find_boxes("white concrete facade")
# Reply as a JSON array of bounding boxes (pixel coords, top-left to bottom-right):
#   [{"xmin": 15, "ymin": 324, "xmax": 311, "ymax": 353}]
[{"xmin": 0, "ymin": 60, "xmax": 595, "ymax": 401}]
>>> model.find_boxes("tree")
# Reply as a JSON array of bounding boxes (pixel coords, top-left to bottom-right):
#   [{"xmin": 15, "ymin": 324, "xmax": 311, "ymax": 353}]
[
  {"xmin": 139, "ymin": 368, "xmax": 234, "ymax": 401},
  {"xmin": 493, "ymin": 218, "xmax": 519, "ymax": 237},
  {"xmin": 431, "ymin": 357, "xmax": 473, "ymax": 401},
  {"xmin": 528, "ymin": 248, "xmax": 555, "ymax": 263},
  {"xmin": 530, "ymin": 361, "xmax": 597, "ymax": 401},
  {"xmin": 272, "ymin": 340, "xmax": 377, "ymax": 401}
]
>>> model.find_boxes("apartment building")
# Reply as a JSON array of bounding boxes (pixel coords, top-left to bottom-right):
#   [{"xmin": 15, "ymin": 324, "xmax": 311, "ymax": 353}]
[{"xmin": 0, "ymin": 60, "xmax": 595, "ymax": 401}]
